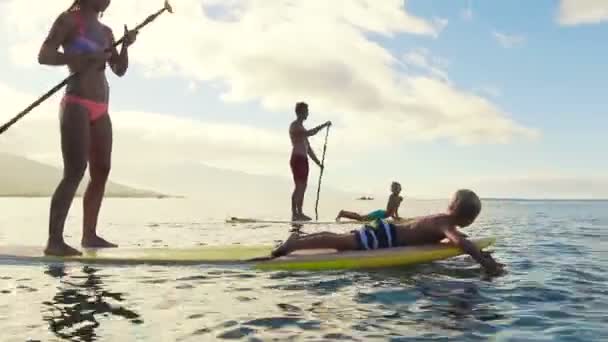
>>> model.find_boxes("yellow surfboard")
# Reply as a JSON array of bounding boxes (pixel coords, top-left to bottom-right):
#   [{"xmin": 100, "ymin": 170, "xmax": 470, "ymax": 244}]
[
  {"xmin": 255, "ymin": 237, "xmax": 496, "ymax": 271},
  {"xmin": 0, "ymin": 237, "xmax": 495, "ymax": 271}
]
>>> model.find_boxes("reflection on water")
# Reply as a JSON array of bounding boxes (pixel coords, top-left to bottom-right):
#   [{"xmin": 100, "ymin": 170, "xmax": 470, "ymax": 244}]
[
  {"xmin": 0, "ymin": 199, "xmax": 607, "ymax": 341},
  {"xmin": 42, "ymin": 265, "xmax": 142, "ymax": 341}
]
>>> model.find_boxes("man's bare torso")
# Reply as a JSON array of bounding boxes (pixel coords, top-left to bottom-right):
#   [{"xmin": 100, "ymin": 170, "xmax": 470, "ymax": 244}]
[{"xmin": 289, "ymin": 120, "xmax": 308, "ymax": 156}]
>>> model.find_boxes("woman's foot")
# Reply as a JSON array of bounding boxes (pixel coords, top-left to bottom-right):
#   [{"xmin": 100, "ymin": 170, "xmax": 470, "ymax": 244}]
[
  {"xmin": 82, "ymin": 235, "xmax": 118, "ymax": 248},
  {"xmin": 44, "ymin": 240, "xmax": 82, "ymax": 256},
  {"xmin": 271, "ymin": 233, "xmax": 300, "ymax": 258}
]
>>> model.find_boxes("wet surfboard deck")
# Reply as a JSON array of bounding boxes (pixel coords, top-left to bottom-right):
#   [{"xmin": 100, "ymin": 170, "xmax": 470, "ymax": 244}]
[
  {"xmin": 225, "ymin": 216, "xmax": 412, "ymax": 225},
  {"xmin": 0, "ymin": 237, "xmax": 496, "ymax": 271}
]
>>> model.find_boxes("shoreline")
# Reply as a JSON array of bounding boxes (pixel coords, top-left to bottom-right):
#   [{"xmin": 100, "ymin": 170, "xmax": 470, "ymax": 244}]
[{"xmin": 0, "ymin": 194, "xmax": 184, "ymax": 199}]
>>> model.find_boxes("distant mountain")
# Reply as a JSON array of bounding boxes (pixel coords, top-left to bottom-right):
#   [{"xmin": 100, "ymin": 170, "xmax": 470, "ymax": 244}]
[
  {"xmin": 0, "ymin": 152, "xmax": 167, "ymax": 198},
  {"xmin": 110, "ymin": 160, "xmax": 367, "ymax": 218}
]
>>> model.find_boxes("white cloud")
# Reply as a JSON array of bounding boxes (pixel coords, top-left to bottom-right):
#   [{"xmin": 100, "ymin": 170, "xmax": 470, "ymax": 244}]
[
  {"xmin": 0, "ymin": 81, "xmax": 363, "ymax": 180},
  {"xmin": 474, "ymin": 86, "xmax": 502, "ymax": 98},
  {"xmin": 187, "ymin": 81, "xmax": 199, "ymax": 92},
  {"xmin": 557, "ymin": 0, "xmax": 608, "ymax": 26},
  {"xmin": 492, "ymin": 31, "xmax": 526, "ymax": 48},
  {"xmin": 461, "ymin": 0, "xmax": 474, "ymax": 21},
  {"xmin": 461, "ymin": 8, "xmax": 473, "ymax": 21},
  {"xmin": 403, "ymin": 48, "xmax": 449, "ymax": 82},
  {"xmin": 0, "ymin": 82, "xmax": 275, "ymax": 168},
  {"xmin": 0, "ymin": 0, "xmax": 536, "ymax": 149}
]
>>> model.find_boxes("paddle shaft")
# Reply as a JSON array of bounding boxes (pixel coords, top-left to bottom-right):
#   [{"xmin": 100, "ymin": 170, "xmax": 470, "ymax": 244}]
[
  {"xmin": 314, "ymin": 125, "xmax": 330, "ymax": 221},
  {"xmin": 0, "ymin": 4, "xmax": 171, "ymax": 135}
]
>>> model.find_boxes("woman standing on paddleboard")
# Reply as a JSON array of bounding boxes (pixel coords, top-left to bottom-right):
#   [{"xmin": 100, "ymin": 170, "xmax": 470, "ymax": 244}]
[{"xmin": 38, "ymin": 0, "xmax": 138, "ymax": 256}]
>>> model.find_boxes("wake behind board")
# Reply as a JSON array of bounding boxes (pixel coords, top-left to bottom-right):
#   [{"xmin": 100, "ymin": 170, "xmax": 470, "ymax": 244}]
[{"xmin": 0, "ymin": 237, "xmax": 496, "ymax": 271}]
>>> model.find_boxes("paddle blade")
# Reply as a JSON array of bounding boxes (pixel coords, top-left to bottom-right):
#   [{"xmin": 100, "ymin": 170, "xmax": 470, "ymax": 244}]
[{"xmin": 165, "ymin": 0, "xmax": 174, "ymax": 14}]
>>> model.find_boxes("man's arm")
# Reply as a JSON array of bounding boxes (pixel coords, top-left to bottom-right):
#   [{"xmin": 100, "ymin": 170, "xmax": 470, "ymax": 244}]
[
  {"xmin": 291, "ymin": 121, "xmax": 331, "ymax": 139},
  {"xmin": 307, "ymin": 141, "xmax": 322, "ymax": 167},
  {"xmin": 441, "ymin": 226, "xmax": 503, "ymax": 274},
  {"xmin": 305, "ymin": 121, "xmax": 331, "ymax": 137}
]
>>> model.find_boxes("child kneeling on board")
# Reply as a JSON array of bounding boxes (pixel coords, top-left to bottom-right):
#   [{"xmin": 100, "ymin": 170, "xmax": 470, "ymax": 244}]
[
  {"xmin": 272, "ymin": 189, "xmax": 504, "ymax": 276},
  {"xmin": 336, "ymin": 181, "xmax": 404, "ymax": 222}
]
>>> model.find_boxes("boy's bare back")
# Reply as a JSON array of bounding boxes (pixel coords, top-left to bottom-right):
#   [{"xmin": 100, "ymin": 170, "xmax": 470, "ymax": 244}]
[
  {"xmin": 386, "ymin": 193, "xmax": 402, "ymax": 211},
  {"xmin": 393, "ymin": 214, "xmax": 456, "ymax": 246}
]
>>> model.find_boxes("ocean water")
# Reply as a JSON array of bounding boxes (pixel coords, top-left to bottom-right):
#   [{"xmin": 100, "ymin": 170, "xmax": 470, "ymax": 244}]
[{"xmin": 0, "ymin": 197, "xmax": 606, "ymax": 341}]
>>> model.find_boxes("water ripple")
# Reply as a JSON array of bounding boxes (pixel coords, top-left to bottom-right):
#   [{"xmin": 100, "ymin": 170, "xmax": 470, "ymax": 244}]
[{"xmin": 0, "ymin": 199, "xmax": 607, "ymax": 341}]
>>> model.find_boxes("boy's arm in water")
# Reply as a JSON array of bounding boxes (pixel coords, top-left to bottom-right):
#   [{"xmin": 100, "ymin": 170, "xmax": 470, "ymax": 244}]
[{"xmin": 441, "ymin": 225, "xmax": 503, "ymax": 275}]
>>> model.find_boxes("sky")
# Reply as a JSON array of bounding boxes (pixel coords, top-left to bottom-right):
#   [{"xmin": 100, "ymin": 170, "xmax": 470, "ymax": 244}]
[{"xmin": 0, "ymin": 0, "xmax": 607, "ymax": 199}]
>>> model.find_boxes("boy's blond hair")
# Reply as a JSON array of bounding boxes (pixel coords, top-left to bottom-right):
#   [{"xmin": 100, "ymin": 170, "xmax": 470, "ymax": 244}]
[{"xmin": 448, "ymin": 189, "xmax": 481, "ymax": 226}]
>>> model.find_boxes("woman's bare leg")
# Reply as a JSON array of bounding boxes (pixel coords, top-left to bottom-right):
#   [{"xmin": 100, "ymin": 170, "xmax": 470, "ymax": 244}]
[
  {"xmin": 45, "ymin": 104, "xmax": 90, "ymax": 256},
  {"xmin": 82, "ymin": 114, "xmax": 116, "ymax": 248}
]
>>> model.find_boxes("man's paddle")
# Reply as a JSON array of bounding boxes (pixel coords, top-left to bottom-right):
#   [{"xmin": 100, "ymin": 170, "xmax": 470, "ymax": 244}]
[
  {"xmin": 314, "ymin": 125, "xmax": 330, "ymax": 221},
  {"xmin": 0, "ymin": 0, "xmax": 174, "ymax": 135}
]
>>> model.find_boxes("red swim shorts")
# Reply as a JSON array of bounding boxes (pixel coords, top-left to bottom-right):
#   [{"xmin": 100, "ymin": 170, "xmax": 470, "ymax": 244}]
[{"xmin": 290, "ymin": 154, "xmax": 309, "ymax": 183}]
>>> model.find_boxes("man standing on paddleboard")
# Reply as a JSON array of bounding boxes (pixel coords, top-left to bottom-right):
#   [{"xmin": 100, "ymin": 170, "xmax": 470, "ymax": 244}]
[
  {"xmin": 289, "ymin": 102, "xmax": 331, "ymax": 221},
  {"xmin": 38, "ymin": 0, "xmax": 138, "ymax": 256}
]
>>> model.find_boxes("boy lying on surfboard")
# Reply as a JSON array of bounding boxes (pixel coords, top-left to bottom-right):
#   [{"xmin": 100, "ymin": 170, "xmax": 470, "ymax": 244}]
[
  {"xmin": 272, "ymin": 189, "xmax": 505, "ymax": 276},
  {"xmin": 336, "ymin": 181, "xmax": 403, "ymax": 222}
]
